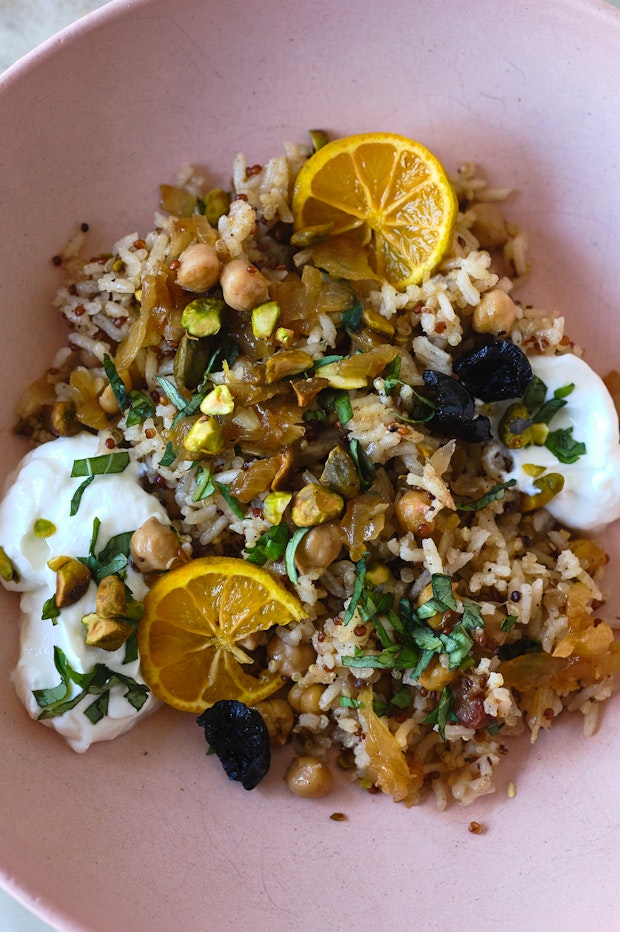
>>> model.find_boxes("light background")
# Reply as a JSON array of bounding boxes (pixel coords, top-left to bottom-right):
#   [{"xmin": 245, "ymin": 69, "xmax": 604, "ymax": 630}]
[{"xmin": 1, "ymin": 0, "xmax": 619, "ymax": 929}]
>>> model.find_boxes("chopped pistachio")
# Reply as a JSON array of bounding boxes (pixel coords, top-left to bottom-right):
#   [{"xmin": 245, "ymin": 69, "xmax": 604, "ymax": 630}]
[
  {"xmin": 265, "ymin": 349, "xmax": 314, "ymax": 383},
  {"xmin": 95, "ymin": 575, "xmax": 127, "ymax": 617},
  {"xmin": 520, "ymin": 472, "xmax": 565, "ymax": 512},
  {"xmin": 251, "ymin": 301, "xmax": 280, "ymax": 339},
  {"xmin": 309, "ymin": 129, "xmax": 329, "ymax": 151},
  {"xmin": 203, "ymin": 187, "xmax": 231, "ymax": 226},
  {"xmin": 33, "ymin": 518, "xmax": 57, "ymax": 538},
  {"xmin": 319, "ymin": 446, "xmax": 361, "ymax": 500},
  {"xmin": 365, "ymin": 560, "xmax": 391, "ymax": 587},
  {"xmin": 173, "ymin": 332, "xmax": 213, "ymax": 392},
  {"xmin": 275, "ymin": 327, "xmax": 294, "ymax": 346},
  {"xmin": 82, "ymin": 614, "xmax": 134, "ymax": 651},
  {"xmin": 183, "ymin": 416, "xmax": 225, "ymax": 454},
  {"xmin": 499, "ymin": 402, "xmax": 548, "ymax": 449},
  {"xmin": 50, "ymin": 557, "xmax": 92, "ymax": 608},
  {"xmin": 49, "ymin": 400, "xmax": 81, "ymax": 437},
  {"xmin": 263, "ymin": 491, "xmax": 293, "ymax": 525},
  {"xmin": 522, "ymin": 463, "xmax": 546, "ymax": 477},
  {"xmin": 362, "ymin": 309, "xmax": 395, "ymax": 337},
  {"xmin": 0, "ymin": 546, "xmax": 18, "ymax": 582},
  {"xmin": 181, "ymin": 297, "xmax": 224, "ymax": 338},
  {"xmin": 199, "ymin": 384, "xmax": 235, "ymax": 416},
  {"xmin": 314, "ymin": 361, "xmax": 367, "ymax": 390},
  {"xmin": 291, "ymin": 483, "xmax": 344, "ymax": 527}
]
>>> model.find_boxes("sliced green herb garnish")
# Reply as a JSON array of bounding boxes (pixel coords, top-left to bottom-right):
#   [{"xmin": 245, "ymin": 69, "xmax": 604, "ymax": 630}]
[
  {"xmin": 554, "ymin": 382, "xmax": 575, "ymax": 400},
  {"xmin": 215, "ymin": 482, "xmax": 244, "ymax": 519},
  {"xmin": 33, "ymin": 645, "xmax": 149, "ymax": 721},
  {"xmin": 103, "ymin": 353, "xmax": 129, "ymax": 411},
  {"xmin": 348, "ymin": 438, "xmax": 375, "ymax": 490},
  {"xmin": 395, "ymin": 389, "xmax": 436, "ymax": 424},
  {"xmin": 77, "ymin": 519, "xmax": 135, "ymax": 584},
  {"xmin": 545, "ymin": 427, "xmax": 587, "ymax": 464},
  {"xmin": 314, "ymin": 354, "xmax": 345, "ymax": 369},
  {"xmin": 383, "ymin": 356, "xmax": 402, "ymax": 393},
  {"xmin": 522, "ymin": 375, "xmax": 547, "ymax": 413},
  {"xmin": 423, "ymin": 684, "xmax": 457, "ymax": 740},
  {"xmin": 71, "ymin": 451, "xmax": 130, "ymax": 478},
  {"xmin": 125, "ymin": 390, "xmax": 156, "ymax": 427},
  {"xmin": 343, "ymin": 553, "xmax": 368, "ymax": 625},
  {"xmin": 284, "ymin": 527, "xmax": 310, "ymax": 584},
  {"xmin": 41, "ymin": 595, "xmax": 60, "ymax": 624},
  {"xmin": 334, "ymin": 392, "xmax": 354, "ymax": 426},
  {"xmin": 154, "ymin": 376, "xmax": 186, "ymax": 411},
  {"xmin": 342, "ymin": 298, "xmax": 364, "ymax": 332},
  {"xmin": 70, "ymin": 475, "xmax": 95, "ymax": 516},
  {"xmin": 501, "ymin": 615, "xmax": 517, "ymax": 633},
  {"xmin": 158, "ymin": 442, "xmax": 176, "ymax": 467},
  {"xmin": 455, "ymin": 479, "xmax": 517, "ymax": 512},
  {"xmin": 192, "ymin": 464, "xmax": 216, "ymax": 502},
  {"xmin": 245, "ymin": 524, "xmax": 290, "ymax": 566},
  {"xmin": 339, "ymin": 695, "xmax": 362, "ymax": 709}
]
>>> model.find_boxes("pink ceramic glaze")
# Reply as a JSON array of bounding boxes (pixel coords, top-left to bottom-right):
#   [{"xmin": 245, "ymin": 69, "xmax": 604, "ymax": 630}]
[{"xmin": 1, "ymin": 1, "xmax": 620, "ymax": 929}]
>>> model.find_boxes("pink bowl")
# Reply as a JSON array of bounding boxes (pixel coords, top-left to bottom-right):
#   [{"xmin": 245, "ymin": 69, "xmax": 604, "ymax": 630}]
[{"xmin": 1, "ymin": 1, "xmax": 620, "ymax": 929}]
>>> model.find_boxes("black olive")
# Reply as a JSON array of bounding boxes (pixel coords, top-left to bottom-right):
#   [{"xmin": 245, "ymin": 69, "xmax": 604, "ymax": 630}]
[
  {"xmin": 453, "ymin": 340, "xmax": 532, "ymax": 402},
  {"xmin": 423, "ymin": 370, "xmax": 492, "ymax": 443},
  {"xmin": 196, "ymin": 699, "xmax": 270, "ymax": 790}
]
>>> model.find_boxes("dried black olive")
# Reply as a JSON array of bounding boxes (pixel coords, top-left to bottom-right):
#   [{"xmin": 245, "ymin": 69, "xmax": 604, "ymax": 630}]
[
  {"xmin": 423, "ymin": 370, "xmax": 492, "ymax": 443},
  {"xmin": 497, "ymin": 637, "xmax": 543, "ymax": 662},
  {"xmin": 453, "ymin": 340, "xmax": 532, "ymax": 402},
  {"xmin": 196, "ymin": 699, "xmax": 270, "ymax": 790}
]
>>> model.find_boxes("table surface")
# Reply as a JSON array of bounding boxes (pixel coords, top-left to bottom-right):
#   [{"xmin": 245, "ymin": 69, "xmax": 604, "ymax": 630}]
[{"xmin": 1, "ymin": 0, "xmax": 620, "ymax": 929}]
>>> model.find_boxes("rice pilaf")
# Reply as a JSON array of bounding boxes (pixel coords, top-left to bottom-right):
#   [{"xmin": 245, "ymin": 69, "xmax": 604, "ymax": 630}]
[{"xmin": 14, "ymin": 135, "xmax": 620, "ymax": 808}]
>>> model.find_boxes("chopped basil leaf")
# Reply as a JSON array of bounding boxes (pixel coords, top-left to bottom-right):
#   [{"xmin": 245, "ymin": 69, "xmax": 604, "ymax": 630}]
[
  {"xmin": 125, "ymin": 390, "xmax": 156, "ymax": 427},
  {"xmin": 303, "ymin": 408, "xmax": 327, "ymax": 422},
  {"xmin": 522, "ymin": 375, "xmax": 547, "ymax": 413},
  {"xmin": 348, "ymin": 438, "xmax": 375, "ymax": 491},
  {"xmin": 41, "ymin": 595, "xmax": 60, "ymax": 624},
  {"xmin": 534, "ymin": 396, "xmax": 567, "ymax": 425},
  {"xmin": 501, "ymin": 615, "xmax": 517, "ymax": 633},
  {"xmin": 545, "ymin": 427, "xmax": 587, "ymax": 464},
  {"xmin": 154, "ymin": 375, "xmax": 186, "ymax": 411},
  {"xmin": 77, "ymin": 521, "xmax": 135, "ymax": 584},
  {"xmin": 395, "ymin": 389, "xmax": 436, "ymax": 424},
  {"xmin": 390, "ymin": 687, "xmax": 412, "ymax": 710},
  {"xmin": 314, "ymin": 354, "xmax": 345, "ymax": 369},
  {"xmin": 215, "ymin": 482, "xmax": 244, "ymax": 519},
  {"xmin": 158, "ymin": 442, "xmax": 176, "ymax": 467},
  {"xmin": 344, "ymin": 553, "xmax": 368, "ymax": 624},
  {"xmin": 334, "ymin": 392, "xmax": 354, "ymax": 426},
  {"xmin": 284, "ymin": 527, "xmax": 310, "ymax": 584},
  {"xmin": 455, "ymin": 479, "xmax": 517, "ymax": 512},
  {"xmin": 245, "ymin": 524, "xmax": 290, "ymax": 566},
  {"xmin": 192, "ymin": 464, "xmax": 216, "ymax": 502},
  {"xmin": 422, "ymin": 684, "xmax": 457, "ymax": 740},
  {"xmin": 487, "ymin": 719, "xmax": 504, "ymax": 735},
  {"xmin": 339, "ymin": 696, "xmax": 362, "ymax": 709},
  {"xmin": 71, "ymin": 451, "xmax": 130, "ymax": 478},
  {"xmin": 431, "ymin": 573, "xmax": 457, "ymax": 610},
  {"xmin": 497, "ymin": 637, "xmax": 542, "ymax": 661},
  {"xmin": 103, "ymin": 353, "xmax": 129, "ymax": 411},
  {"xmin": 383, "ymin": 356, "xmax": 402, "ymax": 393},
  {"xmin": 34, "ymin": 646, "xmax": 149, "ymax": 721},
  {"xmin": 342, "ymin": 298, "xmax": 364, "ymax": 332},
  {"xmin": 70, "ymin": 475, "xmax": 95, "ymax": 516}
]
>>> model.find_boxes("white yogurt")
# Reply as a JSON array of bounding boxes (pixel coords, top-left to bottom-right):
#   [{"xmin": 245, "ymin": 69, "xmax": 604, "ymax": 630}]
[
  {"xmin": 500, "ymin": 354, "xmax": 620, "ymax": 532},
  {"xmin": 0, "ymin": 433, "xmax": 166, "ymax": 751}
]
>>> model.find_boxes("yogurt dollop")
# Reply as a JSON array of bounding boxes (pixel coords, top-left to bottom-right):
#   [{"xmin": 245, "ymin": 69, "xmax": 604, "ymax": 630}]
[
  {"xmin": 500, "ymin": 354, "xmax": 620, "ymax": 532},
  {"xmin": 0, "ymin": 433, "xmax": 166, "ymax": 751}
]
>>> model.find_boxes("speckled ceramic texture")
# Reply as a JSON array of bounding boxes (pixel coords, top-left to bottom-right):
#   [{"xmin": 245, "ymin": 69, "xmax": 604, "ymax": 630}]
[{"xmin": 1, "ymin": 1, "xmax": 620, "ymax": 930}]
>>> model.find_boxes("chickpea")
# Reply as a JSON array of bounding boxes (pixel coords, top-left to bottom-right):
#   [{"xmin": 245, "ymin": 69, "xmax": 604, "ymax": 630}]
[
  {"xmin": 176, "ymin": 243, "xmax": 221, "ymax": 293},
  {"xmin": 288, "ymin": 682, "xmax": 325, "ymax": 715},
  {"xmin": 472, "ymin": 289, "xmax": 518, "ymax": 336},
  {"xmin": 220, "ymin": 259, "xmax": 269, "ymax": 311},
  {"xmin": 294, "ymin": 523, "xmax": 343, "ymax": 576},
  {"xmin": 285, "ymin": 756, "xmax": 333, "ymax": 798},
  {"xmin": 267, "ymin": 632, "xmax": 316, "ymax": 679},
  {"xmin": 253, "ymin": 698, "xmax": 294, "ymax": 747},
  {"xmin": 130, "ymin": 516, "xmax": 185, "ymax": 573},
  {"xmin": 394, "ymin": 489, "xmax": 433, "ymax": 536}
]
